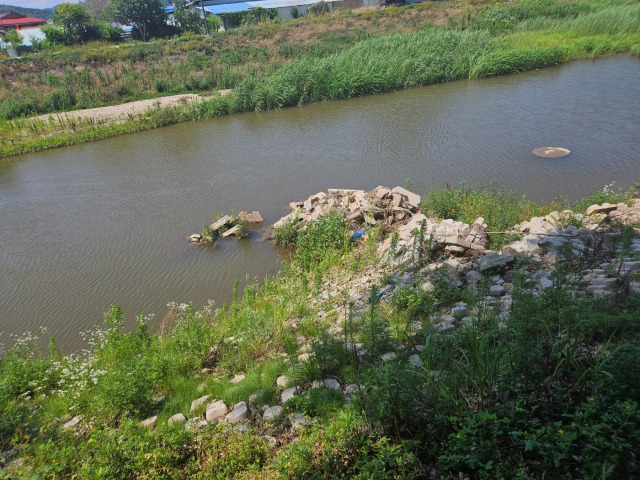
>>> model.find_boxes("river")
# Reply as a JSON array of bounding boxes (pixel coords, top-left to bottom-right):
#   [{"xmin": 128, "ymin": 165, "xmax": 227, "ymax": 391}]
[{"xmin": 1, "ymin": 56, "xmax": 639, "ymax": 351}]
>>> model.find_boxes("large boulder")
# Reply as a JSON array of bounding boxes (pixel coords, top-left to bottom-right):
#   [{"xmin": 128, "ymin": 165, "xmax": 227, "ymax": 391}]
[
  {"xmin": 205, "ymin": 400, "xmax": 228, "ymax": 421},
  {"xmin": 225, "ymin": 402, "xmax": 250, "ymax": 424}
]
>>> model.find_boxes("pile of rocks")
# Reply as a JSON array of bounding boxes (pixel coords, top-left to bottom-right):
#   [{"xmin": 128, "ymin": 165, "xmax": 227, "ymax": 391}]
[
  {"xmin": 274, "ymin": 186, "xmax": 489, "ymax": 261},
  {"xmin": 290, "ymin": 191, "xmax": 640, "ymax": 346},
  {"xmin": 274, "ymin": 186, "xmax": 422, "ymax": 230},
  {"xmin": 190, "ymin": 211, "xmax": 264, "ymax": 245}
]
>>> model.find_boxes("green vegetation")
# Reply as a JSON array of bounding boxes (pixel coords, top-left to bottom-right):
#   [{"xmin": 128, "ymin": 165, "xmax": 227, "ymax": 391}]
[
  {"xmin": 1, "ymin": 184, "xmax": 639, "ymax": 478},
  {"xmin": 421, "ymin": 181, "xmax": 637, "ymax": 248},
  {"xmin": 1, "ymin": 0, "xmax": 639, "ymax": 158}
]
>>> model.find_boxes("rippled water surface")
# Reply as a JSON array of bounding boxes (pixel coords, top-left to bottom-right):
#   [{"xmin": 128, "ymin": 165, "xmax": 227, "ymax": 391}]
[{"xmin": 1, "ymin": 56, "xmax": 639, "ymax": 350}]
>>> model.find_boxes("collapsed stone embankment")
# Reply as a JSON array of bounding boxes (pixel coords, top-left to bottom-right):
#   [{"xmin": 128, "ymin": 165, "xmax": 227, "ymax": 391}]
[
  {"xmin": 66, "ymin": 188, "xmax": 640, "ymax": 441},
  {"xmin": 275, "ymin": 187, "xmax": 640, "ymax": 337}
]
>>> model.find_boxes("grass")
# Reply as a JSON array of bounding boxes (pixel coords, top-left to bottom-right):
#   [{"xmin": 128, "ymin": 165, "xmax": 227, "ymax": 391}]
[{"xmin": 1, "ymin": 0, "xmax": 640, "ymax": 158}]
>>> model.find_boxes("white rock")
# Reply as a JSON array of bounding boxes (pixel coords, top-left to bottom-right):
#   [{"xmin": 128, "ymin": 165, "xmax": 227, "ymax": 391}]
[
  {"xmin": 298, "ymin": 353, "xmax": 312, "ymax": 362},
  {"xmin": 263, "ymin": 406, "xmax": 283, "ymax": 422},
  {"xmin": 380, "ymin": 352, "xmax": 397, "ymax": 363},
  {"xmin": 140, "ymin": 415, "xmax": 158, "ymax": 428},
  {"xmin": 62, "ymin": 415, "xmax": 83, "ymax": 430},
  {"xmin": 190, "ymin": 395, "xmax": 211, "ymax": 412},
  {"xmin": 168, "ymin": 413, "xmax": 187, "ymax": 426},
  {"xmin": 225, "ymin": 402, "xmax": 250, "ymax": 424},
  {"xmin": 205, "ymin": 400, "xmax": 228, "ymax": 421},
  {"xmin": 592, "ymin": 289, "xmax": 613, "ymax": 298},
  {"xmin": 276, "ymin": 375, "xmax": 289, "ymax": 388}
]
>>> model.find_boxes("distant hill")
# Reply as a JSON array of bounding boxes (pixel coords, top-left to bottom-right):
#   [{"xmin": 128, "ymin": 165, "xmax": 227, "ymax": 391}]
[{"xmin": 0, "ymin": 5, "xmax": 54, "ymax": 20}]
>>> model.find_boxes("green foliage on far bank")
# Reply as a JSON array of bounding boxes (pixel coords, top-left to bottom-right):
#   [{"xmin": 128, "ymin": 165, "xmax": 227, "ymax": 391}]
[{"xmin": 1, "ymin": 0, "xmax": 639, "ymax": 158}]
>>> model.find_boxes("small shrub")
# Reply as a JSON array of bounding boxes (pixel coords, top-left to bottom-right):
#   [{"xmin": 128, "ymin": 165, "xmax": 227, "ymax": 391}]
[
  {"xmin": 295, "ymin": 211, "xmax": 350, "ymax": 269},
  {"xmin": 272, "ymin": 214, "xmax": 303, "ymax": 247}
]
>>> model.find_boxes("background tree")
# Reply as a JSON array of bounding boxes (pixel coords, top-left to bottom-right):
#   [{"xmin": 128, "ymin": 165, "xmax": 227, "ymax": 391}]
[
  {"xmin": 207, "ymin": 13, "xmax": 222, "ymax": 33},
  {"xmin": 52, "ymin": 2, "xmax": 92, "ymax": 44},
  {"xmin": 0, "ymin": 28, "xmax": 22, "ymax": 48},
  {"xmin": 84, "ymin": 0, "xmax": 112, "ymax": 22},
  {"xmin": 173, "ymin": 0, "xmax": 204, "ymax": 34},
  {"xmin": 109, "ymin": 0, "xmax": 167, "ymax": 42}
]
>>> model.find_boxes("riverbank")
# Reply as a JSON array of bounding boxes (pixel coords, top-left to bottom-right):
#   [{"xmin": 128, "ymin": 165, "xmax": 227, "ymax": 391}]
[
  {"xmin": 1, "ymin": 0, "xmax": 639, "ymax": 158},
  {"xmin": 1, "ymin": 183, "xmax": 639, "ymax": 478}
]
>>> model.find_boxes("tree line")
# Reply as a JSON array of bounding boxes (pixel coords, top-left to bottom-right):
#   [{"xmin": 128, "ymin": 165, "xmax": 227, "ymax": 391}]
[{"xmin": 2, "ymin": 0, "xmax": 221, "ymax": 48}]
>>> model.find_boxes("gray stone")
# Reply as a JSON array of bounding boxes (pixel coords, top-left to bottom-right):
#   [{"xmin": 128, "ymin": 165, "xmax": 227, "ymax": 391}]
[
  {"xmin": 408, "ymin": 354, "xmax": 423, "ymax": 367},
  {"xmin": 289, "ymin": 413, "xmax": 312, "ymax": 430},
  {"xmin": 62, "ymin": 415, "xmax": 83, "ymax": 430},
  {"xmin": 489, "ymin": 285, "xmax": 506, "ymax": 296},
  {"xmin": 539, "ymin": 277, "xmax": 554, "ymax": 290},
  {"xmin": 205, "ymin": 400, "xmax": 228, "ymax": 422},
  {"xmin": 585, "ymin": 203, "xmax": 618, "ymax": 216},
  {"xmin": 324, "ymin": 378, "xmax": 341, "ymax": 390},
  {"xmin": 437, "ymin": 315, "xmax": 457, "ymax": 325},
  {"xmin": 391, "ymin": 186, "xmax": 421, "ymax": 208},
  {"xmin": 276, "ymin": 375, "xmax": 289, "ymax": 388},
  {"xmin": 380, "ymin": 352, "xmax": 397, "ymax": 363},
  {"xmin": 190, "ymin": 395, "xmax": 212, "ymax": 412},
  {"xmin": 539, "ymin": 235, "xmax": 568, "ymax": 249},
  {"xmin": 225, "ymin": 402, "xmax": 250, "ymax": 424},
  {"xmin": 590, "ymin": 277, "xmax": 618, "ymax": 288},
  {"xmin": 444, "ymin": 258, "xmax": 462, "ymax": 271},
  {"xmin": 281, "ymin": 387, "xmax": 298, "ymax": 403},
  {"xmin": 263, "ymin": 435, "xmax": 278, "ymax": 447},
  {"xmin": 435, "ymin": 322, "xmax": 456, "ymax": 333},
  {"xmin": 466, "ymin": 270, "xmax": 482, "ymax": 284},
  {"xmin": 210, "ymin": 215, "xmax": 232, "ymax": 231},
  {"xmin": 168, "ymin": 413, "xmax": 187, "ymax": 426},
  {"xmin": 263, "ymin": 406, "xmax": 283, "ymax": 422},
  {"xmin": 451, "ymin": 304, "xmax": 468, "ymax": 318},
  {"xmin": 461, "ymin": 316, "xmax": 478, "ymax": 326},
  {"xmin": 229, "ymin": 374, "xmax": 245, "ymax": 384},
  {"xmin": 222, "ymin": 225, "xmax": 241, "ymax": 238},
  {"xmin": 479, "ymin": 252, "xmax": 514, "ymax": 272},
  {"xmin": 140, "ymin": 415, "xmax": 158, "ymax": 428},
  {"xmin": 248, "ymin": 390, "xmax": 265, "ymax": 406},
  {"xmin": 186, "ymin": 418, "xmax": 208, "ymax": 431},
  {"xmin": 238, "ymin": 211, "xmax": 264, "ymax": 223},
  {"xmin": 523, "ymin": 234, "xmax": 541, "ymax": 251},
  {"xmin": 344, "ymin": 384, "xmax": 363, "ymax": 395}
]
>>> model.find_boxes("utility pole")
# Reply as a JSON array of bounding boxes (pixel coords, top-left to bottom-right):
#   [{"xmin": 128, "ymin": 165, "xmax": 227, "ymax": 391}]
[{"xmin": 200, "ymin": 0, "xmax": 211, "ymax": 36}]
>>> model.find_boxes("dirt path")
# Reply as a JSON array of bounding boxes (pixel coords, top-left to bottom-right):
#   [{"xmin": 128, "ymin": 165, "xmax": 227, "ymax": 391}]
[{"xmin": 34, "ymin": 90, "xmax": 233, "ymax": 125}]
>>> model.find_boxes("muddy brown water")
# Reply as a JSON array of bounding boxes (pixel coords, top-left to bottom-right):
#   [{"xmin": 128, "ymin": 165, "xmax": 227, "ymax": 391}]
[{"xmin": 1, "ymin": 56, "xmax": 639, "ymax": 351}]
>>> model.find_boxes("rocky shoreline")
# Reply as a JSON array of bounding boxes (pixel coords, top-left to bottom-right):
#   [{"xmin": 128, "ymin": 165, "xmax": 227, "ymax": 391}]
[{"xmin": 126, "ymin": 188, "xmax": 640, "ymax": 436}]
